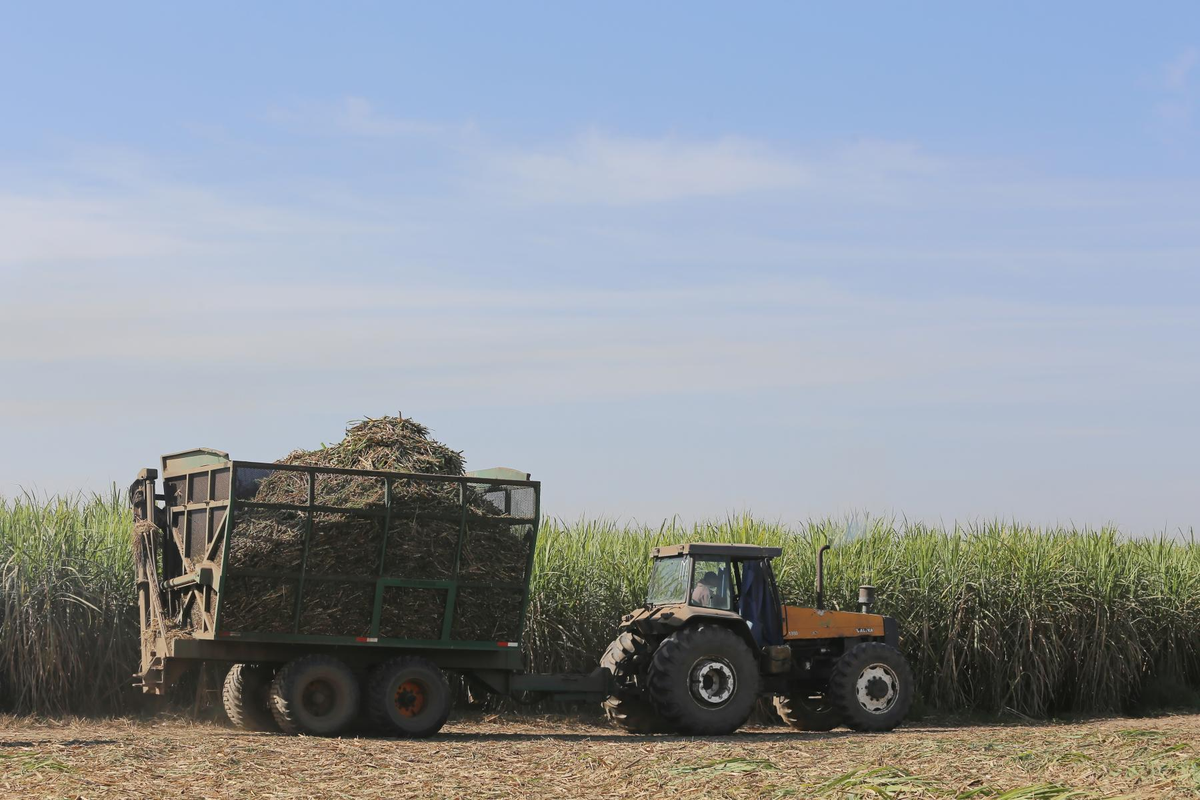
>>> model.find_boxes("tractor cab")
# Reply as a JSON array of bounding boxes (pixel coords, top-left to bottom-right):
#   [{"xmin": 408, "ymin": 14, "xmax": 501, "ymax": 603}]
[{"xmin": 643, "ymin": 543, "xmax": 784, "ymax": 645}]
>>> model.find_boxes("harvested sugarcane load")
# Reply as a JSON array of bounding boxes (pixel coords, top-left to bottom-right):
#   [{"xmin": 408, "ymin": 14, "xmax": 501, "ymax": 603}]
[{"xmin": 142, "ymin": 415, "xmax": 536, "ymax": 651}]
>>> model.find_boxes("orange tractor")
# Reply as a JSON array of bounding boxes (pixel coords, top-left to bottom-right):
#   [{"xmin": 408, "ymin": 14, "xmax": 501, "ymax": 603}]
[{"xmin": 601, "ymin": 543, "xmax": 912, "ymax": 735}]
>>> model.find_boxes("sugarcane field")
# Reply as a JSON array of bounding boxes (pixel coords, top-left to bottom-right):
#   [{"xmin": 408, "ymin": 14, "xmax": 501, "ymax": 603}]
[
  {"xmin": 4, "ymin": 4, "xmax": 1200, "ymax": 800},
  {"xmin": 2, "ymin": 414, "xmax": 1198, "ymax": 798}
]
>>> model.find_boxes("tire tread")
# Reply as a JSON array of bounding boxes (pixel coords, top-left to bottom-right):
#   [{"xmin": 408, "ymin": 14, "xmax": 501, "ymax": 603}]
[
  {"xmin": 646, "ymin": 624, "xmax": 760, "ymax": 735},
  {"xmin": 828, "ymin": 642, "xmax": 914, "ymax": 732},
  {"xmin": 601, "ymin": 632, "xmax": 668, "ymax": 734},
  {"xmin": 222, "ymin": 664, "xmax": 277, "ymax": 732},
  {"xmin": 365, "ymin": 656, "xmax": 451, "ymax": 738},
  {"xmin": 268, "ymin": 654, "xmax": 358, "ymax": 736}
]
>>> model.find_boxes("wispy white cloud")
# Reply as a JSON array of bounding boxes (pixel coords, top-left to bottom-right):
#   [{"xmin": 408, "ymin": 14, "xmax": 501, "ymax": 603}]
[
  {"xmin": 0, "ymin": 194, "xmax": 183, "ymax": 264},
  {"xmin": 479, "ymin": 131, "xmax": 957, "ymax": 206},
  {"xmin": 2, "ymin": 269, "xmax": 1191, "ymax": 407},
  {"xmin": 484, "ymin": 131, "xmax": 812, "ymax": 204},
  {"xmin": 264, "ymin": 96, "xmax": 460, "ymax": 138},
  {"xmin": 1165, "ymin": 47, "xmax": 1198, "ymax": 91},
  {"xmin": 0, "ymin": 146, "xmax": 389, "ymax": 266},
  {"xmin": 1155, "ymin": 46, "xmax": 1198, "ymax": 139},
  {"xmin": 335, "ymin": 96, "xmax": 448, "ymax": 137}
]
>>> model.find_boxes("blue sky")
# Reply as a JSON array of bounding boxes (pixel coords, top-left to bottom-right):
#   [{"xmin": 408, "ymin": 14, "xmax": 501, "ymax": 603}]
[{"xmin": 1, "ymin": 3, "xmax": 1198, "ymax": 533}]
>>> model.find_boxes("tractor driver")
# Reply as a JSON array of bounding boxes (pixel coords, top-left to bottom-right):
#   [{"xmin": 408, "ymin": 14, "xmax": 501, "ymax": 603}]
[{"xmin": 691, "ymin": 571, "xmax": 720, "ymax": 607}]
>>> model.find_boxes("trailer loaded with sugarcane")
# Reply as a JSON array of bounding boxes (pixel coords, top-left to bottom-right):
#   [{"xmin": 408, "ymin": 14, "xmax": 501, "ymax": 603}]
[{"xmin": 130, "ymin": 417, "xmax": 913, "ymax": 737}]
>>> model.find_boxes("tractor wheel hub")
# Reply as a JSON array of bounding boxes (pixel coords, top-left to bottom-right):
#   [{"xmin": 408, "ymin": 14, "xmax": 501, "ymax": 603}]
[
  {"xmin": 855, "ymin": 664, "xmax": 899, "ymax": 714},
  {"xmin": 689, "ymin": 658, "xmax": 736, "ymax": 706}
]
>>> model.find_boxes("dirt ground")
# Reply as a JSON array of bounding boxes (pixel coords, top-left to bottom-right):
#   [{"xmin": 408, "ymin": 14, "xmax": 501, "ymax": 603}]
[{"xmin": 1, "ymin": 713, "xmax": 1198, "ymax": 799}]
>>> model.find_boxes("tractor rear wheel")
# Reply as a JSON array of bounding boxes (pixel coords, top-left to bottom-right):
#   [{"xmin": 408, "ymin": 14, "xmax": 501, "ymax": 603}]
[
  {"xmin": 773, "ymin": 691, "xmax": 842, "ymax": 732},
  {"xmin": 222, "ymin": 664, "xmax": 278, "ymax": 732},
  {"xmin": 828, "ymin": 642, "xmax": 913, "ymax": 732},
  {"xmin": 600, "ymin": 632, "xmax": 669, "ymax": 734},
  {"xmin": 365, "ymin": 656, "xmax": 451, "ymax": 738},
  {"xmin": 269, "ymin": 655, "xmax": 360, "ymax": 736},
  {"xmin": 646, "ymin": 624, "xmax": 760, "ymax": 735}
]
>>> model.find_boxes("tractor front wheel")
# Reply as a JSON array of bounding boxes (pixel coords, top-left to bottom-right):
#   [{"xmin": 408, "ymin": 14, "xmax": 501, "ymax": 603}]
[
  {"xmin": 646, "ymin": 624, "xmax": 760, "ymax": 735},
  {"xmin": 828, "ymin": 642, "xmax": 913, "ymax": 732}
]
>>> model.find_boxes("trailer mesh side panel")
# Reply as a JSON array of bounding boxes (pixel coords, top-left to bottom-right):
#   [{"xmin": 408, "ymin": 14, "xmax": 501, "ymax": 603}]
[
  {"xmin": 460, "ymin": 519, "xmax": 531, "ymax": 582},
  {"xmin": 234, "ymin": 466, "xmax": 308, "ymax": 505},
  {"xmin": 384, "ymin": 480, "xmax": 459, "ymax": 579},
  {"xmin": 380, "ymin": 587, "xmax": 448, "ymax": 640},
  {"xmin": 220, "ymin": 577, "xmax": 296, "ymax": 634},
  {"xmin": 315, "ymin": 473, "xmax": 386, "ymax": 509},
  {"xmin": 299, "ymin": 580, "xmax": 373, "ymax": 637},
  {"xmin": 307, "ymin": 512, "xmax": 384, "ymax": 576},
  {"xmin": 226, "ymin": 508, "xmax": 306, "ymax": 571},
  {"xmin": 213, "ymin": 464, "xmax": 538, "ymax": 643},
  {"xmin": 187, "ymin": 509, "xmax": 208, "ymax": 561},
  {"xmin": 452, "ymin": 587, "xmax": 524, "ymax": 642}
]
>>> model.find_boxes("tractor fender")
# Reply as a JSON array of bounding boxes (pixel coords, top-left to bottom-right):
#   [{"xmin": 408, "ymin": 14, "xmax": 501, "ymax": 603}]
[{"xmin": 623, "ymin": 606, "xmax": 759, "ymax": 656}]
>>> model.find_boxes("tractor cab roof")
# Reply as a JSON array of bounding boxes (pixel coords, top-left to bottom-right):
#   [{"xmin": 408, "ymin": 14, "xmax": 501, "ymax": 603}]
[{"xmin": 650, "ymin": 542, "xmax": 783, "ymax": 560}]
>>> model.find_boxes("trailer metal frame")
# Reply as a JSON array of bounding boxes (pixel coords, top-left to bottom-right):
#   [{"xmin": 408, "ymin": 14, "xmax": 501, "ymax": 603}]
[{"xmin": 132, "ymin": 449, "xmax": 608, "ymax": 702}]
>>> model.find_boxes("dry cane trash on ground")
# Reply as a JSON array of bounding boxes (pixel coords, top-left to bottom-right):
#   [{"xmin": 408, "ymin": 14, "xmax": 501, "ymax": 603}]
[
  {"xmin": 2, "ymin": 713, "xmax": 1199, "ymax": 799},
  {"xmin": 214, "ymin": 416, "xmax": 531, "ymax": 641}
]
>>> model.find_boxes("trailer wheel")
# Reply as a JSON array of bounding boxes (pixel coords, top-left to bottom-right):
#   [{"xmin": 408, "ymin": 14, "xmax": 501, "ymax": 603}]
[
  {"xmin": 828, "ymin": 642, "xmax": 913, "ymax": 732},
  {"xmin": 773, "ymin": 691, "xmax": 842, "ymax": 732},
  {"xmin": 222, "ymin": 664, "xmax": 278, "ymax": 732},
  {"xmin": 269, "ymin": 655, "xmax": 360, "ymax": 736},
  {"xmin": 646, "ymin": 624, "xmax": 760, "ymax": 735},
  {"xmin": 601, "ymin": 632, "xmax": 670, "ymax": 734},
  {"xmin": 365, "ymin": 656, "xmax": 450, "ymax": 738}
]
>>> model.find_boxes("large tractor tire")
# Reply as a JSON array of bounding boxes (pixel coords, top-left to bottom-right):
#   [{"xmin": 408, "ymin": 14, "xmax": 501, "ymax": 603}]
[
  {"xmin": 222, "ymin": 664, "xmax": 279, "ymax": 732},
  {"xmin": 773, "ymin": 692, "xmax": 842, "ymax": 732},
  {"xmin": 365, "ymin": 656, "xmax": 451, "ymax": 738},
  {"xmin": 828, "ymin": 642, "xmax": 914, "ymax": 732},
  {"xmin": 646, "ymin": 624, "xmax": 760, "ymax": 735},
  {"xmin": 269, "ymin": 655, "xmax": 360, "ymax": 736},
  {"xmin": 600, "ymin": 632, "xmax": 669, "ymax": 734}
]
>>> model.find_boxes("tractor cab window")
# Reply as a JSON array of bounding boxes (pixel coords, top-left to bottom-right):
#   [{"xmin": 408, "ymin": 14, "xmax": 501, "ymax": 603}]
[
  {"xmin": 690, "ymin": 558, "xmax": 735, "ymax": 610},
  {"xmin": 646, "ymin": 556, "xmax": 689, "ymax": 606}
]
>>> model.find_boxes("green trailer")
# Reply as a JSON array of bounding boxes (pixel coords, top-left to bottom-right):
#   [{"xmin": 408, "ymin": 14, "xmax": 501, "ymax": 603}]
[{"xmin": 130, "ymin": 448, "xmax": 609, "ymax": 737}]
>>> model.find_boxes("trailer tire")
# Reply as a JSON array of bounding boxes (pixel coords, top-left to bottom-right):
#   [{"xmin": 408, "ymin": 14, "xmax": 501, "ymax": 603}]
[
  {"xmin": 646, "ymin": 624, "xmax": 760, "ymax": 735},
  {"xmin": 601, "ymin": 632, "xmax": 670, "ymax": 734},
  {"xmin": 222, "ymin": 664, "xmax": 278, "ymax": 732},
  {"xmin": 365, "ymin": 656, "xmax": 451, "ymax": 738},
  {"xmin": 828, "ymin": 642, "xmax": 913, "ymax": 732},
  {"xmin": 773, "ymin": 692, "xmax": 842, "ymax": 732},
  {"xmin": 269, "ymin": 655, "xmax": 360, "ymax": 736}
]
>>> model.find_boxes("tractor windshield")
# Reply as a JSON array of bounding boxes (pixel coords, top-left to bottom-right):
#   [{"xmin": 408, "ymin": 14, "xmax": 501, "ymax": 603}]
[{"xmin": 646, "ymin": 556, "xmax": 689, "ymax": 605}]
